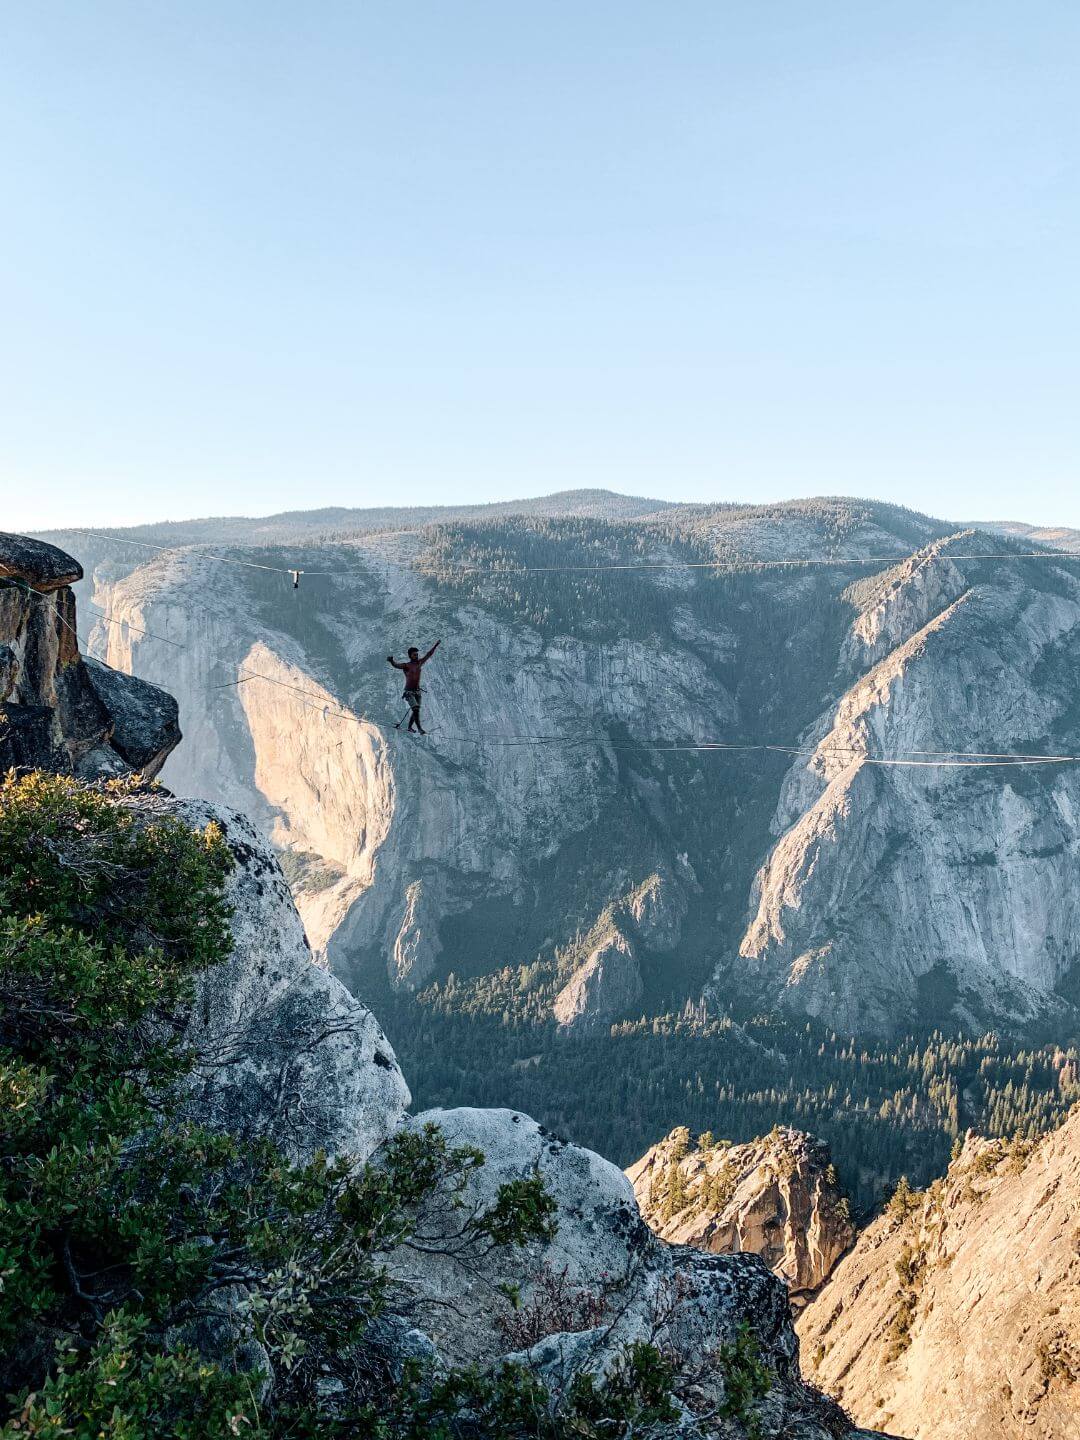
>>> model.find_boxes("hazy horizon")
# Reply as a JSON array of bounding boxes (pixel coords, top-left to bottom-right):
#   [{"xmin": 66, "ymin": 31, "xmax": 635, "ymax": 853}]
[{"xmin": 23, "ymin": 485, "xmax": 1080, "ymax": 540}]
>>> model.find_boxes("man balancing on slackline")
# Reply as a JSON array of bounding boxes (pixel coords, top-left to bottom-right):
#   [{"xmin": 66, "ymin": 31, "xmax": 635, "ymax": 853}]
[{"xmin": 387, "ymin": 640, "xmax": 441, "ymax": 734}]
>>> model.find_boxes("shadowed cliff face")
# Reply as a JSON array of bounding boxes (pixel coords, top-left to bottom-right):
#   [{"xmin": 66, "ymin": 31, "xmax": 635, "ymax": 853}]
[{"xmin": 50, "ymin": 497, "xmax": 1080, "ymax": 1039}]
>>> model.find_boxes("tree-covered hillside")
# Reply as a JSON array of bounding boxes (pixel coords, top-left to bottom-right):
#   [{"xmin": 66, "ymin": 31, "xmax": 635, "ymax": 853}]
[{"xmin": 385, "ymin": 991, "xmax": 1080, "ymax": 1216}]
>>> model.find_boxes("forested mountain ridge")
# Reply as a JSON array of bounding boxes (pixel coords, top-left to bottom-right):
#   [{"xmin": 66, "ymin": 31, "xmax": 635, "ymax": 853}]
[
  {"xmin": 46, "ymin": 487, "xmax": 675, "ymax": 549},
  {"xmin": 976, "ymin": 519, "xmax": 1080, "ymax": 552}
]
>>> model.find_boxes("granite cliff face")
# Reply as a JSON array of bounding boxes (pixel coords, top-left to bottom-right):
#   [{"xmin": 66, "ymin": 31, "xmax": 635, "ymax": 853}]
[
  {"xmin": 36, "ymin": 506, "xmax": 931, "ymax": 1017},
  {"xmin": 721, "ymin": 532, "xmax": 1080, "ymax": 1034},
  {"xmin": 170, "ymin": 793, "xmax": 411, "ymax": 1162},
  {"xmin": 797, "ymin": 1110, "xmax": 1080, "ymax": 1440},
  {"xmin": 627, "ymin": 1127, "xmax": 854, "ymax": 1308},
  {"xmin": 51, "ymin": 500, "xmax": 1080, "ymax": 1040}
]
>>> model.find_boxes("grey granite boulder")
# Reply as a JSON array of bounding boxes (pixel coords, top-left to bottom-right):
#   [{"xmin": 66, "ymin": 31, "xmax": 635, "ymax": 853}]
[
  {"xmin": 388, "ymin": 1106, "xmax": 875, "ymax": 1437},
  {"xmin": 0, "ymin": 532, "xmax": 82, "ymax": 591},
  {"xmin": 84, "ymin": 656, "xmax": 181, "ymax": 778}
]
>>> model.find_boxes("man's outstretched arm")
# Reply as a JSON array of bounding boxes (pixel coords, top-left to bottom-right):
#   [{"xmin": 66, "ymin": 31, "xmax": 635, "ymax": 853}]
[
  {"xmin": 387, "ymin": 655, "xmax": 406, "ymax": 669},
  {"xmin": 420, "ymin": 640, "xmax": 441, "ymax": 664}
]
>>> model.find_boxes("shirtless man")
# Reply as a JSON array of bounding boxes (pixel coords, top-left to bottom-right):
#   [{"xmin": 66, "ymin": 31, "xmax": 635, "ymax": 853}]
[{"xmin": 387, "ymin": 641, "xmax": 440, "ymax": 733}]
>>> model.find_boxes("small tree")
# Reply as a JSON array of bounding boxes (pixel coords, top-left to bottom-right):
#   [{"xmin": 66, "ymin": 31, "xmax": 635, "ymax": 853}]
[
  {"xmin": 887, "ymin": 1174, "xmax": 921, "ymax": 1226},
  {"xmin": 669, "ymin": 1126, "xmax": 691, "ymax": 1162}
]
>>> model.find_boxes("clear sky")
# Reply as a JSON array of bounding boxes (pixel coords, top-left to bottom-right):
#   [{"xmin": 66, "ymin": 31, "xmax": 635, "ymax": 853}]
[{"xmin": 3, "ymin": 2, "xmax": 1079, "ymax": 531}]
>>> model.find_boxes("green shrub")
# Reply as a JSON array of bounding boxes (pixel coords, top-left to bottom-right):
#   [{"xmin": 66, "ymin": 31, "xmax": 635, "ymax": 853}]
[
  {"xmin": 884, "ymin": 1241, "xmax": 928, "ymax": 1362},
  {"xmin": 669, "ymin": 1125, "xmax": 691, "ymax": 1161},
  {"xmin": 699, "ymin": 1161, "xmax": 737, "ymax": 1215},
  {"xmin": 716, "ymin": 1322, "xmax": 773, "ymax": 1436}
]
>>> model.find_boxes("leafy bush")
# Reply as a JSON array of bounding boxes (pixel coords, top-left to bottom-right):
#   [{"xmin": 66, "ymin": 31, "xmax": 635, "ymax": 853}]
[
  {"xmin": 495, "ymin": 1263, "xmax": 612, "ymax": 1351},
  {"xmin": 716, "ymin": 1322, "xmax": 773, "ymax": 1434}
]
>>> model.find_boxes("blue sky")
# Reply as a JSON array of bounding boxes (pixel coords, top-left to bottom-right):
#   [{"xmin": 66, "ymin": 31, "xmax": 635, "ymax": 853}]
[{"xmin": 3, "ymin": 2, "xmax": 1079, "ymax": 530}]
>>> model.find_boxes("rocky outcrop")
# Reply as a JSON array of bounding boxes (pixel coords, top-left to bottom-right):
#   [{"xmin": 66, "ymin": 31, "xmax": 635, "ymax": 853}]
[
  {"xmin": 553, "ymin": 873, "xmax": 687, "ymax": 1032},
  {"xmin": 168, "ymin": 794, "xmax": 411, "ymax": 1162},
  {"xmin": 840, "ymin": 534, "xmax": 971, "ymax": 669},
  {"xmin": 83, "ymin": 656, "xmax": 180, "ymax": 778},
  {"xmin": 626, "ymin": 868, "xmax": 689, "ymax": 946},
  {"xmin": 553, "ymin": 927, "xmax": 643, "ymax": 1032},
  {"xmin": 627, "ymin": 1127, "xmax": 854, "ymax": 1307},
  {"xmin": 0, "ymin": 532, "xmax": 179, "ymax": 778},
  {"xmin": 390, "ymin": 1106, "xmax": 657, "ymax": 1366},
  {"xmin": 391, "ymin": 1108, "xmax": 876, "ymax": 1436},
  {"xmin": 391, "ymin": 875, "xmax": 446, "ymax": 990},
  {"xmin": 797, "ymin": 1110, "xmax": 1080, "ymax": 1439},
  {"xmin": 0, "ymin": 531, "xmax": 83, "ymax": 591}
]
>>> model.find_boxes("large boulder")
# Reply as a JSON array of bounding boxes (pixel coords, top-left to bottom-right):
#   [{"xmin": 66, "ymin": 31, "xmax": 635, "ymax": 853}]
[
  {"xmin": 0, "ymin": 531, "xmax": 82, "ymax": 592},
  {"xmin": 392, "ymin": 1106, "xmax": 652, "ymax": 1365},
  {"xmin": 84, "ymin": 656, "xmax": 180, "ymax": 778}
]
